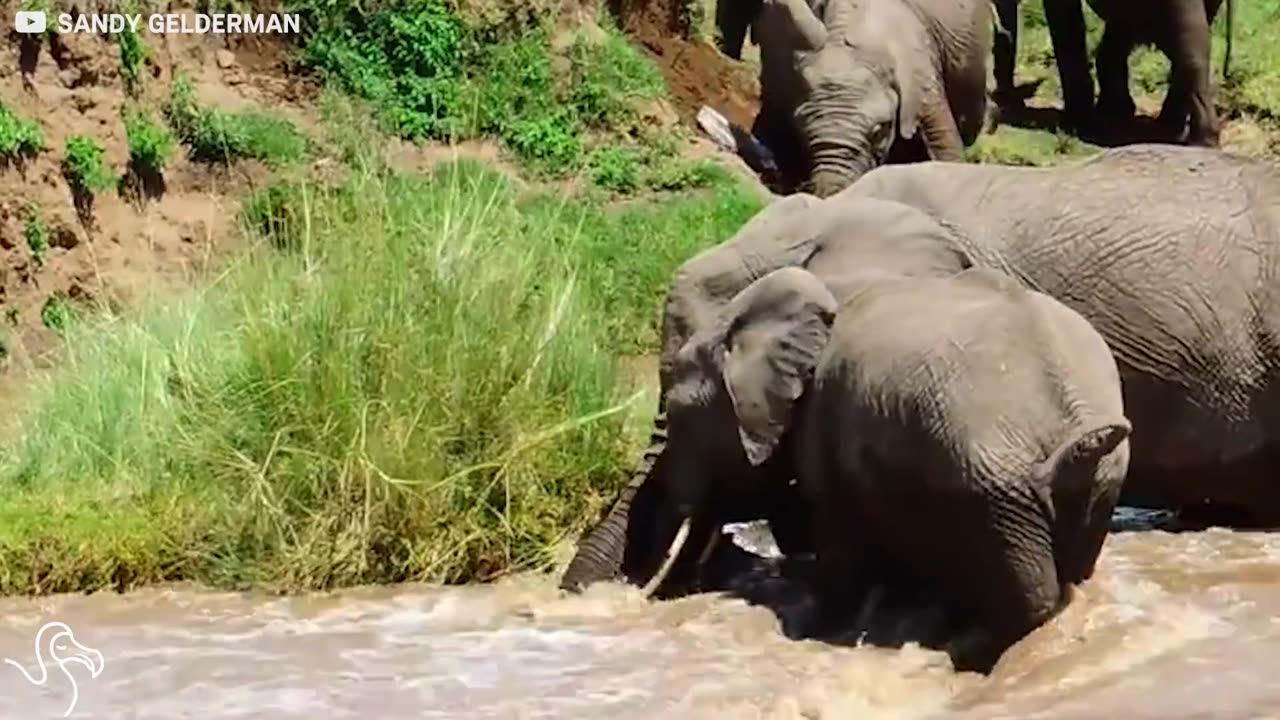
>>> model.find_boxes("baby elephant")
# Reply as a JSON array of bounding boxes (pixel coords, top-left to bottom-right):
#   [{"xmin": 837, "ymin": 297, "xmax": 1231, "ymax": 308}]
[{"xmin": 728, "ymin": 265, "xmax": 1131, "ymax": 672}]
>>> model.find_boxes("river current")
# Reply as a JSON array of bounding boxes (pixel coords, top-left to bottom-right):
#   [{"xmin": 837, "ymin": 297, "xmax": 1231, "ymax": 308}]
[{"xmin": 1, "ymin": 511, "xmax": 1278, "ymax": 719}]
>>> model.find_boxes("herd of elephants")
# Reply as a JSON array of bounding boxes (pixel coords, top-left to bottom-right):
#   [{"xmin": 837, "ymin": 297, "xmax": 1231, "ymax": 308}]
[{"xmin": 556, "ymin": 0, "xmax": 1265, "ymax": 674}]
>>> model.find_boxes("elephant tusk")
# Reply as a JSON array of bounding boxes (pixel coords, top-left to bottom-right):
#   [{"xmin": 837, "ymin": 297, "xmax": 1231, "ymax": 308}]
[
  {"xmin": 641, "ymin": 516, "xmax": 693, "ymax": 598},
  {"xmin": 853, "ymin": 584, "xmax": 884, "ymax": 646},
  {"xmin": 696, "ymin": 527, "xmax": 722, "ymax": 567}
]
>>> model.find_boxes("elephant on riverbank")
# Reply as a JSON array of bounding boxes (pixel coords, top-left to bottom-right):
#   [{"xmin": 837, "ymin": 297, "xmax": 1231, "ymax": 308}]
[
  {"xmin": 992, "ymin": 0, "xmax": 1234, "ymax": 147},
  {"xmin": 748, "ymin": 0, "xmax": 992, "ymax": 196},
  {"xmin": 558, "ymin": 196, "xmax": 978, "ymax": 596},
  {"xmin": 834, "ymin": 143, "xmax": 1280, "ymax": 525},
  {"xmin": 779, "ymin": 265, "xmax": 1130, "ymax": 672}
]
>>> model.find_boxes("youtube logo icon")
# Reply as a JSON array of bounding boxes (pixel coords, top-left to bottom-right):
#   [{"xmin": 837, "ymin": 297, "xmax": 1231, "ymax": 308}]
[{"xmin": 14, "ymin": 10, "xmax": 46, "ymax": 33}]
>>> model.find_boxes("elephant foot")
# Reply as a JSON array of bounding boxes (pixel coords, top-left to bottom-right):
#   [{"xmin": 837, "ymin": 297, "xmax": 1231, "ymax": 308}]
[
  {"xmin": 946, "ymin": 626, "xmax": 1001, "ymax": 674},
  {"xmin": 1182, "ymin": 120, "xmax": 1221, "ymax": 148},
  {"xmin": 991, "ymin": 86, "xmax": 1026, "ymax": 113},
  {"xmin": 1059, "ymin": 102, "xmax": 1096, "ymax": 138},
  {"xmin": 1096, "ymin": 94, "xmax": 1135, "ymax": 122},
  {"xmin": 1154, "ymin": 113, "xmax": 1190, "ymax": 144}
]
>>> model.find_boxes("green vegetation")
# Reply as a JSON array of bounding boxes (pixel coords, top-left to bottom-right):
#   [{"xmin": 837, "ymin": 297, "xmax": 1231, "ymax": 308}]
[
  {"xmin": 291, "ymin": 0, "xmax": 712, "ymax": 192},
  {"xmin": 0, "ymin": 122, "xmax": 761, "ymax": 593},
  {"xmin": 23, "ymin": 208, "xmax": 49, "ymax": 269},
  {"xmin": 0, "ymin": 103, "xmax": 44, "ymax": 161},
  {"xmin": 39, "ymin": 295, "xmax": 73, "ymax": 334},
  {"xmin": 164, "ymin": 72, "xmax": 307, "ymax": 165},
  {"xmin": 61, "ymin": 135, "xmax": 116, "ymax": 195},
  {"xmin": 123, "ymin": 106, "xmax": 177, "ymax": 175},
  {"xmin": 968, "ymin": 0, "xmax": 1280, "ymax": 164},
  {"xmin": 14, "ymin": 0, "xmax": 1274, "ymax": 598},
  {"xmin": 117, "ymin": 24, "xmax": 147, "ymax": 96},
  {"xmin": 1211, "ymin": 0, "xmax": 1280, "ymax": 119}
]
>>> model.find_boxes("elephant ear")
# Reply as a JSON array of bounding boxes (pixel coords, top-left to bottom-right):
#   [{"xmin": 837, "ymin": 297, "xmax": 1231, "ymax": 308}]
[
  {"xmin": 718, "ymin": 267, "xmax": 838, "ymax": 466},
  {"xmin": 1029, "ymin": 419, "xmax": 1132, "ymax": 522}
]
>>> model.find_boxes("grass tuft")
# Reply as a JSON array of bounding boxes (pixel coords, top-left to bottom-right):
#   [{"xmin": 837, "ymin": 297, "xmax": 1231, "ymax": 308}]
[
  {"xmin": 62, "ymin": 135, "xmax": 116, "ymax": 195},
  {"xmin": 0, "ymin": 103, "xmax": 45, "ymax": 162},
  {"xmin": 164, "ymin": 71, "xmax": 308, "ymax": 165}
]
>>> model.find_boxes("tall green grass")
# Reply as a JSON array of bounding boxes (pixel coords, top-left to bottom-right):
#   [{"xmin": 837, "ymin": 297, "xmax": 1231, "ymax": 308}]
[{"xmin": 0, "ymin": 136, "xmax": 761, "ymax": 595}]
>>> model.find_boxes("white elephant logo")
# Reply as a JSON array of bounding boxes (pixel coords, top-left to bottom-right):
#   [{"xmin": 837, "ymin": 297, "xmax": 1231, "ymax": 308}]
[{"xmin": 3, "ymin": 621, "xmax": 105, "ymax": 717}]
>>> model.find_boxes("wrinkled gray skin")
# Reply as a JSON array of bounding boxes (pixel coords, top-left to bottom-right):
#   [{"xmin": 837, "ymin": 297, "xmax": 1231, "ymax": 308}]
[
  {"xmin": 992, "ymin": 0, "xmax": 1233, "ymax": 147},
  {"xmin": 837, "ymin": 144, "xmax": 1280, "ymax": 524},
  {"xmin": 779, "ymin": 265, "xmax": 1130, "ymax": 672},
  {"xmin": 749, "ymin": 0, "xmax": 992, "ymax": 197},
  {"xmin": 559, "ymin": 196, "xmax": 977, "ymax": 596}
]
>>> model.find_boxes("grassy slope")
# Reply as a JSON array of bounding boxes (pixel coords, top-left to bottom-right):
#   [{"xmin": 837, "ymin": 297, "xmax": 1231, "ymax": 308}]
[{"xmin": 0, "ymin": 99, "xmax": 761, "ymax": 594}]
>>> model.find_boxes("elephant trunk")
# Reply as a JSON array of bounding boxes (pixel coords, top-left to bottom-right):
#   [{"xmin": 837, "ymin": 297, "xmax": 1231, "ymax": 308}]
[
  {"xmin": 808, "ymin": 156, "xmax": 874, "ymax": 198},
  {"xmin": 804, "ymin": 136, "xmax": 877, "ymax": 198},
  {"xmin": 559, "ymin": 409, "xmax": 669, "ymax": 592}
]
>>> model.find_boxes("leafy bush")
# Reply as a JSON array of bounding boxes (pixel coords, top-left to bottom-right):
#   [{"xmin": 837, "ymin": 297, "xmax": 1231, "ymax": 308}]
[
  {"xmin": 124, "ymin": 107, "xmax": 177, "ymax": 174},
  {"xmin": 62, "ymin": 135, "xmax": 116, "ymax": 194},
  {"xmin": 0, "ymin": 104, "xmax": 44, "ymax": 160},
  {"xmin": 290, "ymin": 0, "xmax": 702, "ymax": 190},
  {"xmin": 296, "ymin": 0, "xmax": 467, "ymax": 139},
  {"xmin": 24, "ymin": 208, "xmax": 48, "ymax": 268},
  {"xmin": 118, "ymin": 26, "xmax": 147, "ymax": 95},
  {"xmin": 40, "ymin": 294, "xmax": 73, "ymax": 334}
]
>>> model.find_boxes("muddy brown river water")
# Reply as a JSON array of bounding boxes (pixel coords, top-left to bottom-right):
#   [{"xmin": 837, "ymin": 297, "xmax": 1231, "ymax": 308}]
[{"xmin": 2, "ymin": 512, "xmax": 1279, "ymax": 719}]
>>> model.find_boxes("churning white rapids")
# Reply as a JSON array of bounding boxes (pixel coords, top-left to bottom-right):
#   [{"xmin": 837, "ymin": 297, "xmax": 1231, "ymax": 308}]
[{"xmin": 1, "ymin": 511, "xmax": 1278, "ymax": 719}]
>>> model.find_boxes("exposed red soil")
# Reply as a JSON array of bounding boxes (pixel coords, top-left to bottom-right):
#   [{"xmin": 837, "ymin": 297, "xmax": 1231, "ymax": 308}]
[
  {"xmin": 0, "ymin": 6, "xmax": 321, "ymax": 386},
  {"xmin": 608, "ymin": 0, "xmax": 762, "ymax": 130}
]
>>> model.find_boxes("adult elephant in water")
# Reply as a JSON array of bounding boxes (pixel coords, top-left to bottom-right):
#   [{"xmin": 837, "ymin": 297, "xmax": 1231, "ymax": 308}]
[
  {"xmin": 715, "ymin": 265, "xmax": 1131, "ymax": 673},
  {"xmin": 558, "ymin": 196, "xmax": 977, "ymax": 597},
  {"xmin": 836, "ymin": 143, "xmax": 1280, "ymax": 525}
]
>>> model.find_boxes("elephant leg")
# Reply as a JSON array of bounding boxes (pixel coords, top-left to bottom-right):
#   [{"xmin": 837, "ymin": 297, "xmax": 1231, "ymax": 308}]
[
  {"xmin": 1094, "ymin": 26, "xmax": 1136, "ymax": 125},
  {"xmin": 992, "ymin": 0, "xmax": 1021, "ymax": 106},
  {"xmin": 761, "ymin": 477, "xmax": 815, "ymax": 555},
  {"xmin": 960, "ymin": 505, "xmax": 1066, "ymax": 672},
  {"xmin": 1043, "ymin": 0, "xmax": 1095, "ymax": 133},
  {"xmin": 809, "ymin": 504, "xmax": 876, "ymax": 637},
  {"xmin": 1160, "ymin": 7, "xmax": 1219, "ymax": 147},
  {"xmin": 716, "ymin": 0, "xmax": 762, "ymax": 60},
  {"xmin": 1157, "ymin": 66, "xmax": 1190, "ymax": 142}
]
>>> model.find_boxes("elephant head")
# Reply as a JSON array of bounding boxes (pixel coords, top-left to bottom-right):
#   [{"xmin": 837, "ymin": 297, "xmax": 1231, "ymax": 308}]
[
  {"xmin": 637, "ymin": 266, "xmax": 839, "ymax": 595},
  {"xmin": 764, "ymin": 0, "xmax": 920, "ymax": 197},
  {"xmin": 558, "ymin": 195, "xmax": 826, "ymax": 595}
]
